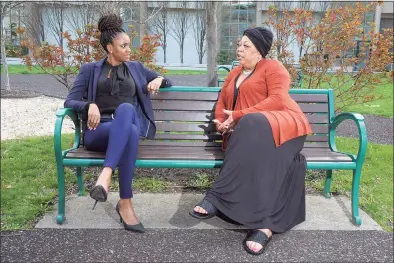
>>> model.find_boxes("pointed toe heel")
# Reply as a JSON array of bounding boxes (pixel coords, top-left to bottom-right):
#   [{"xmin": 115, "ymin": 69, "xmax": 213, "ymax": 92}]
[
  {"xmin": 89, "ymin": 185, "xmax": 108, "ymax": 210},
  {"xmin": 116, "ymin": 201, "xmax": 145, "ymax": 233}
]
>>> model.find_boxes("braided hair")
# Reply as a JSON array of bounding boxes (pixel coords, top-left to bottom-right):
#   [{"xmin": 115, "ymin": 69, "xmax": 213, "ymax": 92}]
[{"xmin": 97, "ymin": 13, "xmax": 125, "ymax": 53}]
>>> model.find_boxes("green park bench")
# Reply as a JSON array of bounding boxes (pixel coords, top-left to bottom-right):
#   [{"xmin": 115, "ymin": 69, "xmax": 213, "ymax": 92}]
[
  {"xmin": 54, "ymin": 86, "xmax": 368, "ymax": 226},
  {"xmin": 217, "ymin": 61, "xmax": 303, "ymax": 88}
]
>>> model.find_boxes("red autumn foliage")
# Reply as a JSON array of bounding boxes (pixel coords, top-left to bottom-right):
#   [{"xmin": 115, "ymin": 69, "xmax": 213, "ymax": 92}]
[
  {"xmin": 18, "ymin": 24, "xmax": 166, "ymax": 90},
  {"xmin": 264, "ymin": 2, "xmax": 393, "ymax": 110}
]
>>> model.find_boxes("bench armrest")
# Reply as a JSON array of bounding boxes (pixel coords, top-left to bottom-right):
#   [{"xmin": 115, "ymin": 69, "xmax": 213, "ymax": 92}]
[
  {"xmin": 54, "ymin": 108, "xmax": 81, "ymax": 161},
  {"xmin": 329, "ymin": 112, "xmax": 368, "ymax": 164}
]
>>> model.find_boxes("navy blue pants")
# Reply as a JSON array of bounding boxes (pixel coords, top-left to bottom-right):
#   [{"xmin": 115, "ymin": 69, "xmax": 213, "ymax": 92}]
[{"xmin": 84, "ymin": 103, "xmax": 140, "ymax": 199}]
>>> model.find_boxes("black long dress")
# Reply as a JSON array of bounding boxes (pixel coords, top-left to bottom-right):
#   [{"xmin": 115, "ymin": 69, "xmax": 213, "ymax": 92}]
[{"xmin": 205, "ymin": 113, "xmax": 307, "ymax": 233}]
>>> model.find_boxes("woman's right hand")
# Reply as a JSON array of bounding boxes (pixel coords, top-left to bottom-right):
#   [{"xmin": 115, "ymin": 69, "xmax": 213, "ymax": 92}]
[{"xmin": 87, "ymin": 103, "xmax": 100, "ymax": 130}]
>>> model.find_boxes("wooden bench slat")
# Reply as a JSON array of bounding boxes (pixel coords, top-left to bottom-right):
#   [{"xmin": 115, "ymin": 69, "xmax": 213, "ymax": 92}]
[
  {"xmin": 155, "ymin": 122, "xmax": 217, "ymax": 132},
  {"xmin": 151, "ymin": 134, "xmax": 327, "ymax": 142},
  {"xmin": 303, "ymin": 142, "xmax": 330, "ymax": 148},
  {"xmin": 138, "ymin": 151, "xmax": 223, "ymax": 160},
  {"xmin": 305, "ymin": 114, "xmax": 329, "ymax": 124},
  {"xmin": 151, "ymin": 92, "xmax": 328, "ymax": 103},
  {"xmin": 154, "ymin": 133, "xmax": 222, "ymax": 141},
  {"xmin": 305, "ymin": 135, "xmax": 328, "ymax": 142},
  {"xmin": 139, "ymin": 141, "xmax": 222, "ymax": 147},
  {"xmin": 65, "ymin": 146, "xmax": 351, "ymax": 162},
  {"xmin": 152, "ymin": 101, "xmax": 329, "ymax": 113},
  {"xmin": 152, "ymin": 101, "xmax": 215, "ymax": 111},
  {"xmin": 155, "ymin": 122, "xmax": 329, "ymax": 134},
  {"xmin": 299, "ymin": 103, "xmax": 329, "ymax": 113},
  {"xmin": 151, "ymin": 92, "xmax": 219, "ymax": 101},
  {"xmin": 153, "ymin": 112, "xmax": 329, "ymax": 124},
  {"xmin": 290, "ymin": 94, "xmax": 328, "ymax": 103},
  {"xmin": 154, "ymin": 112, "xmax": 214, "ymax": 122}
]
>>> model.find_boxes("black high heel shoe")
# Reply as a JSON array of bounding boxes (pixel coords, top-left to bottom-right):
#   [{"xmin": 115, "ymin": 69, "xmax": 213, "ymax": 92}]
[
  {"xmin": 89, "ymin": 185, "xmax": 108, "ymax": 210},
  {"xmin": 115, "ymin": 201, "xmax": 145, "ymax": 233}
]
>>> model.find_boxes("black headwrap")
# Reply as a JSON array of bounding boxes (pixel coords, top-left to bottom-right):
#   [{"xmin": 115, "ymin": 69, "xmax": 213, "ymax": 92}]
[{"xmin": 243, "ymin": 27, "xmax": 273, "ymax": 58}]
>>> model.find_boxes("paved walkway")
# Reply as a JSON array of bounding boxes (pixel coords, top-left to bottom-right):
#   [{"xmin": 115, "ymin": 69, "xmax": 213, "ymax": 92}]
[
  {"xmin": 1, "ymin": 229, "xmax": 392, "ymax": 262},
  {"xmin": 1, "ymin": 193, "xmax": 392, "ymax": 262}
]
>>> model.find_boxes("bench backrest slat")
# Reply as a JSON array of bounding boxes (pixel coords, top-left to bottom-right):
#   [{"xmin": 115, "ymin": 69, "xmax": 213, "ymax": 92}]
[
  {"xmin": 153, "ymin": 111, "xmax": 329, "ymax": 123},
  {"xmin": 154, "ymin": 122, "xmax": 328, "ymax": 133},
  {"xmin": 151, "ymin": 100, "xmax": 329, "ymax": 113},
  {"xmin": 147, "ymin": 88, "xmax": 332, "ymax": 146}
]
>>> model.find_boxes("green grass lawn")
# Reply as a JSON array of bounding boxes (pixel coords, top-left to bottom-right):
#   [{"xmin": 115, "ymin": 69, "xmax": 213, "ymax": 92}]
[
  {"xmin": 1, "ymin": 64, "xmax": 54, "ymax": 74},
  {"xmin": 340, "ymin": 81, "xmax": 393, "ymax": 118},
  {"xmin": 1, "ymin": 134, "xmax": 392, "ymax": 231},
  {"xmin": 1, "ymin": 64, "xmax": 208, "ymax": 76},
  {"xmin": 303, "ymin": 74, "xmax": 393, "ymax": 118}
]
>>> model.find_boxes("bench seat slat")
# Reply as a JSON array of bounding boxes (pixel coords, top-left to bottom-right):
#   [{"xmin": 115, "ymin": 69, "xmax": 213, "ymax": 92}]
[
  {"xmin": 154, "ymin": 133, "xmax": 223, "ymax": 140},
  {"xmin": 65, "ymin": 145, "xmax": 351, "ymax": 162},
  {"xmin": 139, "ymin": 141, "xmax": 222, "ymax": 147}
]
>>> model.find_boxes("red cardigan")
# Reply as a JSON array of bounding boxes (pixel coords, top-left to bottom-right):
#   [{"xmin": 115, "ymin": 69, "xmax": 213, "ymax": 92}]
[{"xmin": 215, "ymin": 59, "xmax": 312, "ymax": 149}]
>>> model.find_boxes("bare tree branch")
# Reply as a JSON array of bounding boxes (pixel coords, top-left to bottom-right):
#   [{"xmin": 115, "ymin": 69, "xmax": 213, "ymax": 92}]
[
  {"xmin": 298, "ymin": 1, "xmax": 311, "ymax": 10},
  {"xmin": 98, "ymin": 1, "xmax": 121, "ymax": 16},
  {"xmin": 1, "ymin": 1, "xmax": 23, "ymax": 91},
  {"xmin": 192, "ymin": 1, "xmax": 206, "ymax": 64},
  {"xmin": 44, "ymin": 3, "xmax": 67, "ymax": 49},
  {"xmin": 150, "ymin": 2, "xmax": 170, "ymax": 63},
  {"xmin": 169, "ymin": 1, "xmax": 191, "ymax": 63},
  {"xmin": 65, "ymin": 2, "xmax": 99, "ymax": 32},
  {"xmin": 21, "ymin": 2, "xmax": 45, "ymax": 45}
]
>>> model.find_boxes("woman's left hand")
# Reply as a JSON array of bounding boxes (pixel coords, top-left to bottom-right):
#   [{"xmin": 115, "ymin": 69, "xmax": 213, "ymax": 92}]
[
  {"xmin": 147, "ymin": 77, "xmax": 164, "ymax": 95},
  {"xmin": 219, "ymin": 109, "xmax": 235, "ymax": 131}
]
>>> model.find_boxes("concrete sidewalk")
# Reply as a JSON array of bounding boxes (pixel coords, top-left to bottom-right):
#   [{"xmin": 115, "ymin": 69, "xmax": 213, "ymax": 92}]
[
  {"xmin": 2, "ymin": 193, "xmax": 389, "ymax": 262},
  {"xmin": 36, "ymin": 193, "xmax": 382, "ymax": 231}
]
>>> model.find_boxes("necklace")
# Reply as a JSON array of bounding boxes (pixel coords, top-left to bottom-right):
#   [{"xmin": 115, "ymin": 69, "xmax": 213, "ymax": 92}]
[{"xmin": 242, "ymin": 69, "xmax": 252, "ymax": 75}]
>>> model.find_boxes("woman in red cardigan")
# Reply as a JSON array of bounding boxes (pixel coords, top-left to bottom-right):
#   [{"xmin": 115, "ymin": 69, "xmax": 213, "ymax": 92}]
[{"xmin": 190, "ymin": 27, "xmax": 312, "ymax": 255}]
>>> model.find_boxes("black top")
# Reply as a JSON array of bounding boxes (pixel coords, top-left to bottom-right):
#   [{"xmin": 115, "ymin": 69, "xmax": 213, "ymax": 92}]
[{"xmin": 95, "ymin": 60, "xmax": 136, "ymax": 114}]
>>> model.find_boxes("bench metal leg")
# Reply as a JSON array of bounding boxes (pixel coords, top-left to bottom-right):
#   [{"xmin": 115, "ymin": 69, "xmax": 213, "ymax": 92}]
[
  {"xmin": 77, "ymin": 167, "xmax": 84, "ymax": 196},
  {"xmin": 323, "ymin": 170, "xmax": 333, "ymax": 198},
  {"xmin": 351, "ymin": 166, "xmax": 362, "ymax": 225},
  {"xmin": 56, "ymin": 165, "xmax": 66, "ymax": 225}
]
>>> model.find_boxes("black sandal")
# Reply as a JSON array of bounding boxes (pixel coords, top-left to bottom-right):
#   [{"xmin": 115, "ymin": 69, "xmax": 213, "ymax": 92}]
[
  {"xmin": 243, "ymin": 230, "xmax": 272, "ymax": 255},
  {"xmin": 189, "ymin": 199, "xmax": 217, "ymax": 220}
]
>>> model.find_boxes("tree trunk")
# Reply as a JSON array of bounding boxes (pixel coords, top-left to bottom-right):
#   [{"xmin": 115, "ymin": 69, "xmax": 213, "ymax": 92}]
[
  {"xmin": 180, "ymin": 42, "xmax": 184, "ymax": 63},
  {"xmin": 140, "ymin": 1, "xmax": 148, "ymax": 42},
  {"xmin": 1, "ymin": 42, "xmax": 10, "ymax": 91},
  {"xmin": 199, "ymin": 39, "xmax": 203, "ymax": 64},
  {"xmin": 1, "ymin": 15, "xmax": 10, "ymax": 91},
  {"xmin": 206, "ymin": 2, "xmax": 218, "ymax": 87},
  {"xmin": 163, "ymin": 35, "xmax": 167, "ymax": 63},
  {"xmin": 216, "ymin": 2, "xmax": 222, "ymax": 57},
  {"xmin": 163, "ymin": 44, "xmax": 167, "ymax": 64}
]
